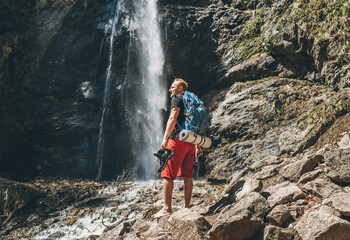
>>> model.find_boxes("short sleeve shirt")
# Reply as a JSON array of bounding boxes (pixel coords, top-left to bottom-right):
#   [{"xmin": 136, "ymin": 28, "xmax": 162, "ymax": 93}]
[{"xmin": 171, "ymin": 94, "xmax": 184, "ymax": 130}]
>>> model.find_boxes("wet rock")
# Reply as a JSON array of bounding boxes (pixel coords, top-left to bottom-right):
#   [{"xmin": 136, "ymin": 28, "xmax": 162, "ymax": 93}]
[
  {"xmin": 208, "ymin": 192, "xmax": 268, "ymax": 240},
  {"xmin": 261, "ymin": 225, "xmax": 295, "ymax": 240},
  {"xmin": 295, "ymin": 206, "xmax": 350, "ymax": 240},
  {"xmin": 266, "ymin": 205, "xmax": 292, "ymax": 227},
  {"xmin": 331, "ymin": 192, "xmax": 350, "ymax": 217},
  {"xmin": 264, "ymin": 182, "xmax": 305, "ymax": 207},
  {"xmin": 325, "ymin": 148, "xmax": 350, "ymax": 183},
  {"xmin": 280, "ymin": 154, "xmax": 323, "ymax": 181},
  {"xmin": 303, "ymin": 178, "xmax": 342, "ymax": 198},
  {"xmin": 168, "ymin": 208, "xmax": 211, "ymax": 240}
]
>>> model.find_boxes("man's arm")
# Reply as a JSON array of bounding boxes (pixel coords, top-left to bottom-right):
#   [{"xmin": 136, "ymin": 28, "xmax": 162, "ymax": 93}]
[{"xmin": 161, "ymin": 107, "xmax": 180, "ymax": 148}]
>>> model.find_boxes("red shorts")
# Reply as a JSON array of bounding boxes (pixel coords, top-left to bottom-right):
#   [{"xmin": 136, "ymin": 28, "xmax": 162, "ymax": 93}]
[{"xmin": 161, "ymin": 138, "xmax": 195, "ymax": 180}]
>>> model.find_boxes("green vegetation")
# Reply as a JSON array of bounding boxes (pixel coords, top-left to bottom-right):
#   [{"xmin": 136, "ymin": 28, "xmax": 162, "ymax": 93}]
[
  {"xmin": 254, "ymin": 160, "xmax": 267, "ymax": 172},
  {"xmin": 322, "ymin": 171, "xmax": 331, "ymax": 182}
]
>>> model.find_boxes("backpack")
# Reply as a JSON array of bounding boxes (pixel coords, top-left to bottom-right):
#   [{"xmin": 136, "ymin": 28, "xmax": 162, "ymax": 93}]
[{"xmin": 180, "ymin": 91, "xmax": 209, "ymax": 135}]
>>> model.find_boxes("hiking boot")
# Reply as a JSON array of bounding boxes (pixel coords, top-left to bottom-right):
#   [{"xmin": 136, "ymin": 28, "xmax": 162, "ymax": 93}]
[{"xmin": 153, "ymin": 148, "xmax": 173, "ymax": 173}]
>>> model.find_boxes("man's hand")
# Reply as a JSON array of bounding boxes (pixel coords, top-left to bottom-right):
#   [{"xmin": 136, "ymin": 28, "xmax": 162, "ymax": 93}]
[
  {"xmin": 161, "ymin": 139, "xmax": 169, "ymax": 149},
  {"xmin": 195, "ymin": 145, "xmax": 203, "ymax": 157}
]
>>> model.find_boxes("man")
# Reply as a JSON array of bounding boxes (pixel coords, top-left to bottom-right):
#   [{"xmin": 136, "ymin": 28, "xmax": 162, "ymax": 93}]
[{"xmin": 153, "ymin": 78, "xmax": 201, "ymax": 219}]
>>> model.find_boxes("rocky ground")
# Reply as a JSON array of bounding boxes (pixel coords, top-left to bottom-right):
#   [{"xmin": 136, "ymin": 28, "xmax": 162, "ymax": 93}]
[
  {"xmin": 2, "ymin": 77, "xmax": 350, "ymax": 239},
  {"xmin": 0, "ymin": 177, "xmax": 224, "ymax": 239}
]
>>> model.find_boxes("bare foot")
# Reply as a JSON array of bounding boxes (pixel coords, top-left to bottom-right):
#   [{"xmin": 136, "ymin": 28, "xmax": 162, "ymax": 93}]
[{"xmin": 153, "ymin": 209, "xmax": 172, "ymax": 219}]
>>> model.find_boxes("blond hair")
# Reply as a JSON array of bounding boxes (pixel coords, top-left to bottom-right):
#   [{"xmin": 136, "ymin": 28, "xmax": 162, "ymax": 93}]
[{"xmin": 174, "ymin": 78, "xmax": 188, "ymax": 91}]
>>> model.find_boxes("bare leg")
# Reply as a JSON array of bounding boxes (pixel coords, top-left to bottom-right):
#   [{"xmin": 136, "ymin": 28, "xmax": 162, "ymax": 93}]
[
  {"xmin": 183, "ymin": 177, "xmax": 193, "ymax": 208},
  {"xmin": 154, "ymin": 177, "xmax": 173, "ymax": 218}
]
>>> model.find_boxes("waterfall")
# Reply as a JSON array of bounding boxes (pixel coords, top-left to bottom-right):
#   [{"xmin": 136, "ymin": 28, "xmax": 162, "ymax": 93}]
[
  {"xmin": 129, "ymin": 0, "xmax": 166, "ymax": 178},
  {"xmin": 96, "ymin": 0, "xmax": 122, "ymax": 181},
  {"xmin": 97, "ymin": 0, "xmax": 166, "ymax": 180}
]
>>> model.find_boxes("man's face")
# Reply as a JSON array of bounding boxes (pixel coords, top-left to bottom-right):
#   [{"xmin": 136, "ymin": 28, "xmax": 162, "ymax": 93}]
[{"xmin": 169, "ymin": 82, "xmax": 183, "ymax": 98}]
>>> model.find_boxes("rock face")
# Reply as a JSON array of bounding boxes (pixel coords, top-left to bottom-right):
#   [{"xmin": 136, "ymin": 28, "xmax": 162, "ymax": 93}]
[{"xmin": 1, "ymin": 0, "xmax": 350, "ymax": 180}]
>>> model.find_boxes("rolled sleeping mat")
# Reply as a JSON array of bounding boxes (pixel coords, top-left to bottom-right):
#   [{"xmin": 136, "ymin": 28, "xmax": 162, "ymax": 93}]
[{"xmin": 179, "ymin": 130, "xmax": 212, "ymax": 148}]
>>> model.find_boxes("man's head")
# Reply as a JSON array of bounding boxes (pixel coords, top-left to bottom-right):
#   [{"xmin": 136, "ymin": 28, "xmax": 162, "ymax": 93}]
[{"xmin": 169, "ymin": 78, "xmax": 188, "ymax": 97}]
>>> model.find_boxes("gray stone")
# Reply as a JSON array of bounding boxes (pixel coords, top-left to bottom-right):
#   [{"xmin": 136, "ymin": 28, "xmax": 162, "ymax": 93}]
[
  {"xmin": 249, "ymin": 156, "xmax": 282, "ymax": 171},
  {"xmin": 295, "ymin": 206, "xmax": 350, "ymax": 240},
  {"xmin": 262, "ymin": 225, "xmax": 295, "ymax": 240},
  {"xmin": 222, "ymin": 169, "xmax": 248, "ymax": 197},
  {"xmin": 208, "ymin": 192, "xmax": 269, "ymax": 240},
  {"xmin": 97, "ymin": 222, "xmax": 131, "ymax": 240},
  {"xmin": 264, "ymin": 182, "xmax": 305, "ymax": 207},
  {"xmin": 331, "ymin": 192, "xmax": 350, "ymax": 216},
  {"xmin": 298, "ymin": 169, "xmax": 322, "ymax": 184},
  {"xmin": 338, "ymin": 133, "xmax": 350, "ymax": 148},
  {"xmin": 303, "ymin": 178, "xmax": 342, "ymax": 198},
  {"xmin": 254, "ymin": 165, "xmax": 278, "ymax": 180},
  {"xmin": 280, "ymin": 154, "xmax": 322, "ymax": 181},
  {"xmin": 278, "ymin": 126, "xmax": 313, "ymax": 155},
  {"xmin": 168, "ymin": 208, "xmax": 211, "ymax": 240},
  {"xmin": 141, "ymin": 222, "xmax": 169, "ymax": 239},
  {"xmin": 235, "ymin": 178, "xmax": 262, "ymax": 201},
  {"xmin": 266, "ymin": 205, "xmax": 292, "ymax": 226},
  {"xmin": 132, "ymin": 219, "xmax": 151, "ymax": 234},
  {"xmin": 325, "ymin": 148, "xmax": 350, "ymax": 183}
]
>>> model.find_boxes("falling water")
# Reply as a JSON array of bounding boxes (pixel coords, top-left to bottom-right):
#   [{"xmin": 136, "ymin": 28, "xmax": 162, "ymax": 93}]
[
  {"xmin": 97, "ymin": 0, "xmax": 166, "ymax": 180},
  {"xmin": 96, "ymin": 0, "xmax": 121, "ymax": 181},
  {"xmin": 129, "ymin": 0, "xmax": 166, "ymax": 178}
]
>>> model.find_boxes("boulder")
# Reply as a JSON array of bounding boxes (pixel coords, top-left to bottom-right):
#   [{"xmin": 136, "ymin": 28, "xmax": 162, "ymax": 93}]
[
  {"xmin": 331, "ymin": 192, "xmax": 350, "ymax": 217},
  {"xmin": 298, "ymin": 169, "xmax": 322, "ymax": 183},
  {"xmin": 254, "ymin": 165, "xmax": 278, "ymax": 180},
  {"xmin": 280, "ymin": 154, "xmax": 323, "ymax": 181},
  {"xmin": 235, "ymin": 178, "xmax": 262, "ymax": 202},
  {"xmin": 266, "ymin": 205, "xmax": 292, "ymax": 227},
  {"xmin": 141, "ymin": 222, "xmax": 169, "ymax": 239},
  {"xmin": 210, "ymin": 173, "xmax": 261, "ymax": 214},
  {"xmin": 96, "ymin": 222, "xmax": 131, "ymax": 240},
  {"xmin": 168, "ymin": 208, "xmax": 211, "ymax": 240},
  {"xmin": 261, "ymin": 225, "xmax": 295, "ymax": 240},
  {"xmin": 303, "ymin": 178, "xmax": 342, "ymax": 198},
  {"xmin": 249, "ymin": 156, "xmax": 283, "ymax": 171},
  {"xmin": 264, "ymin": 182, "xmax": 305, "ymax": 207},
  {"xmin": 131, "ymin": 219, "xmax": 151, "ymax": 234},
  {"xmin": 295, "ymin": 206, "xmax": 350, "ymax": 240},
  {"xmin": 208, "ymin": 192, "xmax": 269, "ymax": 240},
  {"xmin": 222, "ymin": 169, "xmax": 248, "ymax": 197},
  {"xmin": 337, "ymin": 133, "xmax": 350, "ymax": 148},
  {"xmin": 325, "ymin": 148, "xmax": 350, "ymax": 183}
]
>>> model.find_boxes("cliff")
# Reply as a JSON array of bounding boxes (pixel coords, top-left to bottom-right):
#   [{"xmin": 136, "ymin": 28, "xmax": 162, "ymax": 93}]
[{"xmin": 1, "ymin": 0, "xmax": 350, "ymax": 239}]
